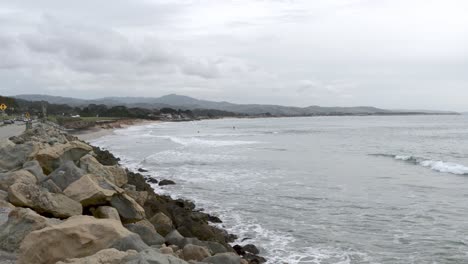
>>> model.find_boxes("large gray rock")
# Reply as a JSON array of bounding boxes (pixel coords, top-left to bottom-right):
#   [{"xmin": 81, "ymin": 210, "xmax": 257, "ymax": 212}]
[
  {"xmin": 110, "ymin": 193, "xmax": 146, "ymax": 223},
  {"xmin": 0, "ymin": 170, "xmax": 37, "ymax": 192},
  {"xmin": 0, "ymin": 249, "xmax": 17, "ymax": 264},
  {"xmin": 56, "ymin": 248, "xmax": 138, "ymax": 264},
  {"xmin": 91, "ymin": 206, "xmax": 121, "ymax": 221},
  {"xmin": 22, "ymin": 160, "xmax": 47, "ymax": 182},
  {"xmin": 0, "ymin": 207, "xmax": 61, "ymax": 252},
  {"xmin": 63, "ymin": 174, "xmax": 118, "ymax": 207},
  {"xmin": 0, "ymin": 142, "xmax": 37, "ymax": 173},
  {"xmin": 165, "ymin": 230, "xmax": 185, "ymax": 248},
  {"xmin": 48, "ymin": 161, "xmax": 86, "ymax": 190},
  {"xmin": 122, "ymin": 248, "xmax": 189, "ymax": 264},
  {"xmin": 125, "ymin": 221, "xmax": 165, "ymax": 246},
  {"xmin": 18, "ymin": 215, "xmax": 148, "ymax": 264},
  {"xmin": 181, "ymin": 244, "xmax": 211, "ymax": 262},
  {"xmin": 202, "ymin": 253, "xmax": 241, "ymax": 264},
  {"xmin": 150, "ymin": 212, "xmax": 174, "ymax": 236},
  {"xmin": 8, "ymin": 182, "xmax": 82, "ymax": 218},
  {"xmin": 79, "ymin": 154, "xmax": 128, "ymax": 187}
]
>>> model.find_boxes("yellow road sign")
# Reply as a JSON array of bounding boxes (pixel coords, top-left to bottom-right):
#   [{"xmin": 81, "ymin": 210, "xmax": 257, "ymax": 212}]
[
  {"xmin": 25, "ymin": 112, "xmax": 30, "ymax": 119},
  {"xmin": 0, "ymin": 104, "xmax": 6, "ymax": 111}
]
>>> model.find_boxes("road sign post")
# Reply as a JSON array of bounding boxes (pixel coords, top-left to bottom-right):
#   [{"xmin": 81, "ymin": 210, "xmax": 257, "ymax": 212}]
[{"xmin": 0, "ymin": 104, "xmax": 7, "ymax": 121}]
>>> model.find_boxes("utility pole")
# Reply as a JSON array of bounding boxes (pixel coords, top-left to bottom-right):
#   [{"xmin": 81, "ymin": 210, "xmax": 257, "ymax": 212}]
[{"xmin": 41, "ymin": 101, "xmax": 47, "ymax": 123}]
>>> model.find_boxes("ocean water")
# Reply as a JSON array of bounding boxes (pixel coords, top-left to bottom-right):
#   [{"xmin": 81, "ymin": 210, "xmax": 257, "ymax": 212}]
[{"xmin": 90, "ymin": 115, "xmax": 468, "ymax": 264}]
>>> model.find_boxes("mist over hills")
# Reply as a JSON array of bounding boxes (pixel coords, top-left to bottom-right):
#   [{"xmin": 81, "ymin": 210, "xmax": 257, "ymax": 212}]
[{"xmin": 14, "ymin": 94, "xmax": 458, "ymax": 116}]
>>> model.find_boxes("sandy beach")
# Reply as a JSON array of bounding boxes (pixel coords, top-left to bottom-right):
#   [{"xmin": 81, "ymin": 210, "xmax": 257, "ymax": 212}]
[{"xmin": 72, "ymin": 119, "xmax": 159, "ymax": 141}]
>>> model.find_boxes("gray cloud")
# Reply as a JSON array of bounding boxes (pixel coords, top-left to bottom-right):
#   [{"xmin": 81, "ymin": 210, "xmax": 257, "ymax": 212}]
[{"xmin": 0, "ymin": 0, "xmax": 467, "ymax": 110}]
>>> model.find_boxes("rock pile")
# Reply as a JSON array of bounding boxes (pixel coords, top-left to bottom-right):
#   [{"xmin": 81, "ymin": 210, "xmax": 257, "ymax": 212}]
[{"xmin": 0, "ymin": 123, "xmax": 265, "ymax": 264}]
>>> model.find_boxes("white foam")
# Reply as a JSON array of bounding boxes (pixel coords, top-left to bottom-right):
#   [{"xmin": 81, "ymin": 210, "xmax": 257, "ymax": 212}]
[
  {"xmin": 156, "ymin": 135, "xmax": 260, "ymax": 147},
  {"xmin": 387, "ymin": 154, "xmax": 468, "ymax": 175}
]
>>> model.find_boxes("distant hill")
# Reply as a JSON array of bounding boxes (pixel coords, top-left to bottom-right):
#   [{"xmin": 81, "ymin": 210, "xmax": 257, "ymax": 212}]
[{"xmin": 14, "ymin": 94, "xmax": 459, "ymax": 116}]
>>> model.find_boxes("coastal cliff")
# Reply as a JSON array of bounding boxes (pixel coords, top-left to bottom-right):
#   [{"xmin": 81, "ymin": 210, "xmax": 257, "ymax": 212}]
[{"xmin": 0, "ymin": 123, "xmax": 265, "ymax": 264}]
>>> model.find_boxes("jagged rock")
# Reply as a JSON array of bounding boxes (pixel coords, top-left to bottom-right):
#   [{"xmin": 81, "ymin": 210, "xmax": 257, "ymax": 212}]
[
  {"xmin": 91, "ymin": 146, "xmax": 120, "ymax": 166},
  {"xmin": 8, "ymin": 182, "xmax": 82, "ymax": 218},
  {"xmin": 40, "ymin": 179, "xmax": 62, "ymax": 193},
  {"xmin": 0, "ymin": 142, "xmax": 37, "ymax": 173},
  {"xmin": 56, "ymin": 248, "xmax": 138, "ymax": 264},
  {"xmin": 243, "ymin": 253, "xmax": 266, "ymax": 263},
  {"xmin": 181, "ymin": 244, "xmax": 211, "ymax": 262},
  {"xmin": 159, "ymin": 179, "xmax": 176, "ymax": 186},
  {"xmin": 22, "ymin": 160, "xmax": 47, "ymax": 182},
  {"xmin": 18, "ymin": 215, "xmax": 149, "ymax": 264},
  {"xmin": 125, "ymin": 221, "xmax": 165, "ymax": 246},
  {"xmin": 165, "ymin": 230, "xmax": 185, "ymax": 247},
  {"xmin": 122, "ymin": 248, "xmax": 189, "ymax": 264},
  {"xmin": 63, "ymin": 174, "xmax": 118, "ymax": 207},
  {"xmin": 0, "ymin": 169, "xmax": 37, "ymax": 192},
  {"xmin": 126, "ymin": 190, "xmax": 148, "ymax": 207},
  {"xmin": 0, "ymin": 249, "xmax": 17, "ymax": 264},
  {"xmin": 124, "ymin": 184, "xmax": 137, "ymax": 191},
  {"xmin": 138, "ymin": 168, "xmax": 148, "ymax": 172},
  {"xmin": 35, "ymin": 140, "xmax": 93, "ymax": 174},
  {"xmin": 242, "ymin": 244, "xmax": 259, "ymax": 255},
  {"xmin": 79, "ymin": 154, "xmax": 127, "ymax": 187},
  {"xmin": 91, "ymin": 206, "xmax": 121, "ymax": 221},
  {"xmin": 48, "ymin": 161, "xmax": 86, "ymax": 190},
  {"xmin": 0, "ymin": 207, "xmax": 61, "ymax": 252},
  {"xmin": 149, "ymin": 212, "xmax": 174, "ymax": 236},
  {"xmin": 110, "ymin": 193, "xmax": 146, "ymax": 223},
  {"xmin": 147, "ymin": 177, "xmax": 158, "ymax": 184},
  {"xmin": 202, "ymin": 253, "xmax": 241, "ymax": 264}
]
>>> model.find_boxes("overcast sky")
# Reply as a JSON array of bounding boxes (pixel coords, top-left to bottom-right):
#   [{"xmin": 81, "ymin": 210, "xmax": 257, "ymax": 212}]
[{"xmin": 0, "ymin": 0, "xmax": 467, "ymax": 110}]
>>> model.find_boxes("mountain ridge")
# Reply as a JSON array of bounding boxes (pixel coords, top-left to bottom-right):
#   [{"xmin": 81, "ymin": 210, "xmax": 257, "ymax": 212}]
[{"xmin": 14, "ymin": 94, "xmax": 459, "ymax": 116}]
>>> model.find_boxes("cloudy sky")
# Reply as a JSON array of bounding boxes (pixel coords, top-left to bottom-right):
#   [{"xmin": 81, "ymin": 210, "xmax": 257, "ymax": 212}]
[{"xmin": 0, "ymin": 0, "xmax": 467, "ymax": 110}]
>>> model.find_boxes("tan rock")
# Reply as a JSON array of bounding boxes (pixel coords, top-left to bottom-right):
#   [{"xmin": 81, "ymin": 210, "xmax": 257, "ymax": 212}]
[
  {"xmin": 56, "ymin": 248, "xmax": 138, "ymax": 264},
  {"xmin": 0, "ymin": 170, "xmax": 37, "ymax": 192},
  {"xmin": 181, "ymin": 244, "xmax": 211, "ymax": 261},
  {"xmin": 35, "ymin": 141, "xmax": 92, "ymax": 174},
  {"xmin": 126, "ymin": 190, "xmax": 148, "ymax": 207},
  {"xmin": 0, "ymin": 207, "xmax": 61, "ymax": 252},
  {"xmin": 63, "ymin": 174, "xmax": 117, "ymax": 206},
  {"xmin": 8, "ymin": 182, "xmax": 82, "ymax": 218},
  {"xmin": 149, "ymin": 212, "xmax": 174, "ymax": 236},
  {"xmin": 79, "ymin": 155, "xmax": 127, "ymax": 187},
  {"xmin": 18, "ymin": 215, "xmax": 147, "ymax": 264},
  {"xmin": 160, "ymin": 246, "xmax": 174, "ymax": 255},
  {"xmin": 91, "ymin": 206, "xmax": 120, "ymax": 221}
]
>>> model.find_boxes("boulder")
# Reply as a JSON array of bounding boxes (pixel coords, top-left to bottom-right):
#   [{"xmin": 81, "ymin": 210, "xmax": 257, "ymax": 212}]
[
  {"xmin": 56, "ymin": 248, "xmax": 138, "ymax": 264},
  {"xmin": 35, "ymin": 141, "xmax": 92, "ymax": 174},
  {"xmin": 91, "ymin": 206, "xmax": 120, "ymax": 221},
  {"xmin": 181, "ymin": 244, "xmax": 211, "ymax": 262},
  {"xmin": 48, "ymin": 161, "xmax": 86, "ymax": 190},
  {"xmin": 0, "ymin": 170, "xmax": 37, "ymax": 192},
  {"xmin": 0, "ymin": 249, "xmax": 17, "ymax": 264},
  {"xmin": 126, "ymin": 190, "xmax": 148, "ymax": 207},
  {"xmin": 203, "ymin": 253, "xmax": 241, "ymax": 264},
  {"xmin": 149, "ymin": 212, "xmax": 174, "ymax": 236},
  {"xmin": 63, "ymin": 174, "xmax": 118, "ymax": 207},
  {"xmin": 243, "ymin": 253, "xmax": 267, "ymax": 263},
  {"xmin": 22, "ymin": 160, "xmax": 47, "ymax": 182},
  {"xmin": 8, "ymin": 183, "xmax": 82, "ymax": 218},
  {"xmin": 91, "ymin": 146, "xmax": 120, "ymax": 166},
  {"xmin": 40, "ymin": 179, "xmax": 62, "ymax": 193},
  {"xmin": 79, "ymin": 154, "xmax": 127, "ymax": 187},
  {"xmin": 165, "ymin": 230, "xmax": 185, "ymax": 248},
  {"xmin": 110, "ymin": 193, "xmax": 146, "ymax": 223},
  {"xmin": 18, "ymin": 215, "xmax": 148, "ymax": 264},
  {"xmin": 0, "ymin": 142, "xmax": 37, "ymax": 173},
  {"xmin": 159, "ymin": 179, "xmax": 176, "ymax": 186},
  {"xmin": 242, "ymin": 244, "xmax": 259, "ymax": 255},
  {"xmin": 0, "ymin": 207, "xmax": 61, "ymax": 252},
  {"xmin": 125, "ymin": 221, "xmax": 165, "ymax": 246},
  {"xmin": 122, "ymin": 248, "xmax": 189, "ymax": 264}
]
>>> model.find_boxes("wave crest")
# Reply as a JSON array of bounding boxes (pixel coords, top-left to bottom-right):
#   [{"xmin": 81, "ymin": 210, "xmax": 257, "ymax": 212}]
[{"xmin": 371, "ymin": 154, "xmax": 468, "ymax": 175}]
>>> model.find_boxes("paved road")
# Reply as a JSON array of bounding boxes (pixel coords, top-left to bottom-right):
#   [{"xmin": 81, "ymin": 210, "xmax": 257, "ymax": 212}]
[{"xmin": 0, "ymin": 123, "xmax": 27, "ymax": 140}]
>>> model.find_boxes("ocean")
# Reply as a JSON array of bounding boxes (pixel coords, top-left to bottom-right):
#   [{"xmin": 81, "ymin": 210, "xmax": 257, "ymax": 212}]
[{"xmin": 90, "ymin": 115, "xmax": 468, "ymax": 264}]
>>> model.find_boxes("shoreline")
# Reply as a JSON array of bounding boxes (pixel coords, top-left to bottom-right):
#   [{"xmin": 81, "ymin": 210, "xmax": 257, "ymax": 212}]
[{"xmin": 0, "ymin": 122, "xmax": 265, "ymax": 263}]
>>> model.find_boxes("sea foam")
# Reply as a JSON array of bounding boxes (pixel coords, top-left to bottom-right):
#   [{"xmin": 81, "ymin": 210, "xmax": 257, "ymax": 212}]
[{"xmin": 373, "ymin": 154, "xmax": 468, "ymax": 175}]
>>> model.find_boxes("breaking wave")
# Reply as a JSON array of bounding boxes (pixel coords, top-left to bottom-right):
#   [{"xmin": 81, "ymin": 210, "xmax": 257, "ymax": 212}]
[
  {"xmin": 156, "ymin": 135, "xmax": 260, "ymax": 147},
  {"xmin": 371, "ymin": 154, "xmax": 468, "ymax": 175}
]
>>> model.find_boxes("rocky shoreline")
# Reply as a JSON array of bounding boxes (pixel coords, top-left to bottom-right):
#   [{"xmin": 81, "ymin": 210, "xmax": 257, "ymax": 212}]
[{"xmin": 0, "ymin": 123, "xmax": 266, "ymax": 264}]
